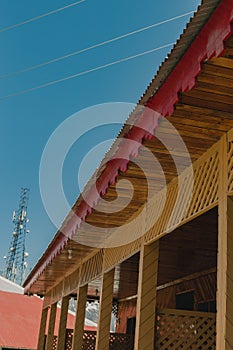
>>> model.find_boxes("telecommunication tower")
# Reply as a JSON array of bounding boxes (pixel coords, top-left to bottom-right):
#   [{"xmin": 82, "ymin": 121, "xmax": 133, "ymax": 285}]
[{"xmin": 3, "ymin": 188, "xmax": 30, "ymax": 285}]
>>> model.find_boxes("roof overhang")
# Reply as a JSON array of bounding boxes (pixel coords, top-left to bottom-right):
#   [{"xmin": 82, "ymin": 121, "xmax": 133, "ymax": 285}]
[{"xmin": 23, "ymin": 0, "xmax": 233, "ymax": 295}]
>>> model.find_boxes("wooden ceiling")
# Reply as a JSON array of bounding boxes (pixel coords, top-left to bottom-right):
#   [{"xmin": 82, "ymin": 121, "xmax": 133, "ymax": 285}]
[{"xmin": 79, "ymin": 46, "xmax": 233, "ymax": 233}]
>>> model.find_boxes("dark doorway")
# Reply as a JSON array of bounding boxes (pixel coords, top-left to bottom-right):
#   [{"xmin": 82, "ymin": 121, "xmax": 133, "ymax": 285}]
[
  {"xmin": 126, "ymin": 316, "xmax": 136, "ymax": 335},
  {"xmin": 176, "ymin": 290, "xmax": 194, "ymax": 311}
]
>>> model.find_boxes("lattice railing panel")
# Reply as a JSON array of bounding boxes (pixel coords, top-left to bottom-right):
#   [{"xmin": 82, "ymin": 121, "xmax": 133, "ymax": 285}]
[
  {"xmin": 145, "ymin": 143, "xmax": 219, "ymax": 244},
  {"xmin": 104, "ymin": 143, "xmax": 220, "ymax": 271},
  {"xmin": 65, "ymin": 329, "xmax": 73, "ymax": 350},
  {"xmin": 185, "ymin": 148, "xmax": 219, "ymax": 219},
  {"xmin": 227, "ymin": 131, "xmax": 233, "ymax": 194},
  {"xmin": 50, "ymin": 330, "xmax": 134, "ymax": 350},
  {"xmin": 44, "ymin": 280, "xmax": 64, "ymax": 309},
  {"xmin": 53, "ymin": 336, "xmax": 58, "ymax": 350},
  {"xmin": 82, "ymin": 330, "xmax": 96, "ymax": 350},
  {"xmin": 109, "ymin": 333, "xmax": 134, "ymax": 350},
  {"xmin": 63, "ymin": 268, "xmax": 80, "ymax": 296},
  {"xmin": 80, "ymin": 250, "xmax": 104, "ymax": 286},
  {"xmin": 156, "ymin": 309, "xmax": 216, "ymax": 350},
  {"xmin": 104, "ymin": 238, "xmax": 141, "ymax": 271}
]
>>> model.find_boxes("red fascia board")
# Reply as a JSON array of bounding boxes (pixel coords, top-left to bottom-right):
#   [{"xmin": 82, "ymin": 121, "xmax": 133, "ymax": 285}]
[
  {"xmin": 146, "ymin": 0, "xmax": 233, "ymax": 116},
  {"xmin": 24, "ymin": 0, "xmax": 233, "ymax": 293}
]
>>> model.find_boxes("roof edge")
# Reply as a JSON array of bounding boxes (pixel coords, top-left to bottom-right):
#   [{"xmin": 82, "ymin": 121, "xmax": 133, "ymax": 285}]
[{"xmin": 24, "ymin": 0, "xmax": 233, "ymax": 293}]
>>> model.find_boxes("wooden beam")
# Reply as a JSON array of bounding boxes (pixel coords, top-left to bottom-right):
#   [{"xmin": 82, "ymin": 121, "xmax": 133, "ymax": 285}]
[
  {"xmin": 72, "ymin": 284, "xmax": 88, "ymax": 350},
  {"xmin": 37, "ymin": 307, "xmax": 48, "ymax": 350},
  {"xmin": 157, "ymin": 267, "xmax": 216, "ymax": 291},
  {"xmin": 134, "ymin": 241, "xmax": 159, "ymax": 350},
  {"xmin": 118, "ymin": 267, "xmax": 217, "ymax": 303},
  {"xmin": 45, "ymin": 303, "xmax": 57, "ymax": 350},
  {"xmin": 57, "ymin": 295, "xmax": 69, "ymax": 350},
  {"xmin": 96, "ymin": 269, "xmax": 115, "ymax": 350},
  {"xmin": 217, "ymin": 196, "xmax": 233, "ymax": 349},
  {"xmin": 216, "ymin": 135, "xmax": 233, "ymax": 349}
]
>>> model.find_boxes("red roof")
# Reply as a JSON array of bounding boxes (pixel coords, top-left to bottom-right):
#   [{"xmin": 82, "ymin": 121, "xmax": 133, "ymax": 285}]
[{"xmin": 0, "ymin": 290, "xmax": 96, "ymax": 349}]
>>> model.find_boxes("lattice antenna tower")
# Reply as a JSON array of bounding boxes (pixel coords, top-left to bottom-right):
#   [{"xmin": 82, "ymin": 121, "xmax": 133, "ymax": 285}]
[{"xmin": 3, "ymin": 188, "xmax": 30, "ymax": 285}]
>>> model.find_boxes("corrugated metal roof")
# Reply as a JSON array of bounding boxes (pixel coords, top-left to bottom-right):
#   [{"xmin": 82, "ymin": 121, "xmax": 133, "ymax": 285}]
[
  {"xmin": 139, "ymin": 0, "xmax": 221, "ymax": 105},
  {"xmin": 0, "ymin": 276, "xmax": 24, "ymax": 294},
  {"xmin": 0, "ymin": 290, "xmax": 96, "ymax": 349}
]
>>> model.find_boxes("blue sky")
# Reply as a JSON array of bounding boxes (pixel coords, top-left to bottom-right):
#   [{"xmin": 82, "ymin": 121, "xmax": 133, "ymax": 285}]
[{"xmin": 0, "ymin": 0, "xmax": 201, "ymax": 278}]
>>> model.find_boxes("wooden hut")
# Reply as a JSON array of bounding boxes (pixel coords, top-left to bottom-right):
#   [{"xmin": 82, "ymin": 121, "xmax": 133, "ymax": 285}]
[{"xmin": 24, "ymin": 0, "xmax": 233, "ymax": 349}]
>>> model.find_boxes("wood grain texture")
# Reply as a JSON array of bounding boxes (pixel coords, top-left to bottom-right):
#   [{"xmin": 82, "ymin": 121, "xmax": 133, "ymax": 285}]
[
  {"xmin": 37, "ymin": 307, "xmax": 48, "ymax": 350},
  {"xmin": 134, "ymin": 241, "xmax": 159, "ymax": 350},
  {"xmin": 57, "ymin": 296, "xmax": 69, "ymax": 350},
  {"xmin": 72, "ymin": 284, "xmax": 88, "ymax": 350},
  {"xmin": 216, "ymin": 135, "xmax": 233, "ymax": 349},
  {"xmin": 96, "ymin": 269, "xmax": 115, "ymax": 350},
  {"xmin": 45, "ymin": 303, "xmax": 57, "ymax": 350}
]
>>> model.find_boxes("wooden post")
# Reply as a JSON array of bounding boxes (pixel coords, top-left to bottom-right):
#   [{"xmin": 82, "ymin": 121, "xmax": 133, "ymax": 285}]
[
  {"xmin": 45, "ymin": 302, "xmax": 57, "ymax": 350},
  {"xmin": 72, "ymin": 284, "xmax": 88, "ymax": 350},
  {"xmin": 37, "ymin": 306, "xmax": 48, "ymax": 350},
  {"xmin": 217, "ymin": 135, "xmax": 233, "ymax": 349},
  {"xmin": 134, "ymin": 240, "xmax": 159, "ymax": 350},
  {"xmin": 57, "ymin": 295, "xmax": 70, "ymax": 350},
  {"xmin": 96, "ymin": 268, "xmax": 115, "ymax": 350}
]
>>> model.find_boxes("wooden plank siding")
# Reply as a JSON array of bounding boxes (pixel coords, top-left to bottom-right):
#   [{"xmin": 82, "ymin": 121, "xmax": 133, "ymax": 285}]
[
  {"xmin": 217, "ymin": 134, "xmax": 233, "ymax": 349},
  {"xmin": 72, "ymin": 284, "xmax": 88, "ymax": 350},
  {"xmin": 37, "ymin": 307, "xmax": 48, "ymax": 350},
  {"xmin": 134, "ymin": 241, "xmax": 159, "ymax": 350},
  {"xmin": 45, "ymin": 302, "xmax": 57, "ymax": 350},
  {"xmin": 96, "ymin": 269, "xmax": 115, "ymax": 350},
  {"xmin": 57, "ymin": 296, "xmax": 70, "ymax": 350}
]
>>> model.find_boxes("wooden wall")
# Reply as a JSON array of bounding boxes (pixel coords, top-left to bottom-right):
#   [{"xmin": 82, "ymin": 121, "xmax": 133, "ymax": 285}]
[{"xmin": 116, "ymin": 270, "xmax": 216, "ymax": 333}]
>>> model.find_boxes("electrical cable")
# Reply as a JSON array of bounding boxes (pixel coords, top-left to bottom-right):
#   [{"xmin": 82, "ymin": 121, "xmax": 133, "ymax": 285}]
[
  {"xmin": 0, "ymin": 43, "xmax": 174, "ymax": 101},
  {"xmin": 0, "ymin": 11, "xmax": 194, "ymax": 80},
  {"xmin": 0, "ymin": 0, "xmax": 86, "ymax": 34}
]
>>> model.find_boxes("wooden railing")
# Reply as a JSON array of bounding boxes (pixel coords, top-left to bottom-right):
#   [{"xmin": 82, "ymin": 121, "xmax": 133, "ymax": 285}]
[
  {"xmin": 47, "ymin": 309, "xmax": 215, "ymax": 349},
  {"xmin": 48, "ymin": 330, "xmax": 134, "ymax": 350},
  {"xmin": 156, "ymin": 308, "xmax": 216, "ymax": 349}
]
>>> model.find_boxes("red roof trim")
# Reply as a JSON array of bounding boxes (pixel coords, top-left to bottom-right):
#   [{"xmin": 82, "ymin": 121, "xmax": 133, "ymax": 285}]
[
  {"xmin": 146, "ymin": 0, "xmax": 233, "ymax": 116},
  {"xmin": 24, "ymin": 0, "xmax": 233, "ymax": 292}
]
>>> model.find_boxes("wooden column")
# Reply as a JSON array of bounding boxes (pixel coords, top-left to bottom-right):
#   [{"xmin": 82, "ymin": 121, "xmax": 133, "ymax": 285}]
[
  {"xmin": 134, "ymin": 240, "xmax": 159, "ymax": 350},
  {"xmin": 45, "ymin": 302, "xmax": 57, "ymax": 350},
  {"xmin": 37, "ymin": 307, "xmax": 48, "ymax": 350},
  {"xmin": 96, "ymin": 268, "xmax": 115, "ymax": 350},
  {"xmin": 72, "ymin": 284, "xmax": 88, "ymax": 350},
  {"xmin": 57, "ymin": 295, "xmax": 70, "ymax": 350},
  {"xmin": 217, "ymin": 135, "xmax": 233, "ymax": 349}
]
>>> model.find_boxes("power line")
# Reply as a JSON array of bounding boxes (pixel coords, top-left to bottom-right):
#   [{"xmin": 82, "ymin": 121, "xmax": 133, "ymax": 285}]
[
  {"xmin": 0, "ymin": 11, "xmax": 194, "ymax": 80},
  {"xmin": 0, "ymin": 43, "xmax": 174, "ymax": 101},
  {"xmin": 0, "ymin": 0, "xmax": 86, "ymax": 34}
]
